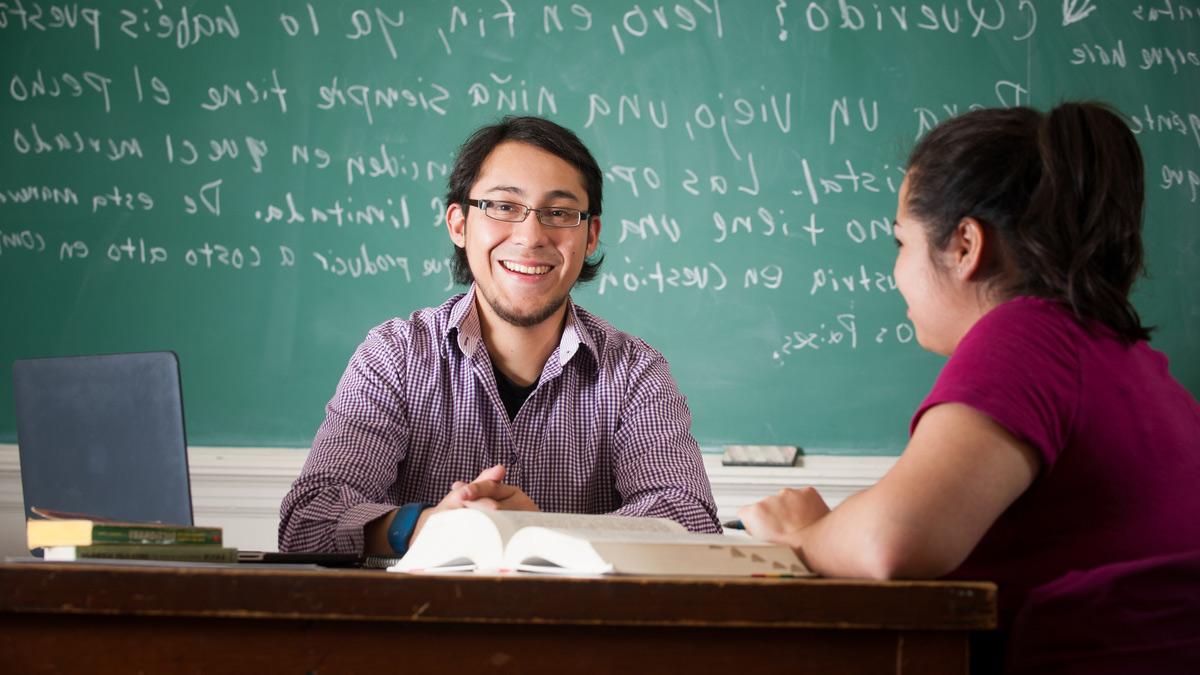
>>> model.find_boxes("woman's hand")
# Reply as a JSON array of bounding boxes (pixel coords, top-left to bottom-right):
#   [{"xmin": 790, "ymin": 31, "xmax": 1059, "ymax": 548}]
[{"xmin": 738, "ymin": 486, "xmax": 831, "ymax": 547}]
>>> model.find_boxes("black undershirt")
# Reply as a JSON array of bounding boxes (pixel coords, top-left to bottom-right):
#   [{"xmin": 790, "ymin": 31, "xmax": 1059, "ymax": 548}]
[{"xmin": 492, "ymin": 363, "xmax": 537, "ymax": 421}]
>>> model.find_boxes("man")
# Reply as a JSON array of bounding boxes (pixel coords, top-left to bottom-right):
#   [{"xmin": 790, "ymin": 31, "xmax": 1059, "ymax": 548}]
[{"xmin": 279, "ymin": 116, "xmax": 719, "ymax": 556}]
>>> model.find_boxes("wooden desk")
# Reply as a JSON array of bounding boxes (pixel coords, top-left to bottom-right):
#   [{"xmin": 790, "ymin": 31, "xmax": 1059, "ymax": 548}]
[{"xmin": 0, "ymin": 562, "xmax": 995, "ymax": 674}]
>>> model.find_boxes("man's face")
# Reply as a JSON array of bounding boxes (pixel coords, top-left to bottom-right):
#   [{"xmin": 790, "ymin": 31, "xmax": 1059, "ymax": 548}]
[{"xmin": 447, "ymin": 141, "xmax": 600, "ymax": 328}]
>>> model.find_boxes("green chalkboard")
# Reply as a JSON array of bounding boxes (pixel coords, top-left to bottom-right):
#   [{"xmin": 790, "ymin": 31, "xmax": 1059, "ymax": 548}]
[{"xmin": 2, "ymin": 1, "xmax": 1197, "ymax": 453}]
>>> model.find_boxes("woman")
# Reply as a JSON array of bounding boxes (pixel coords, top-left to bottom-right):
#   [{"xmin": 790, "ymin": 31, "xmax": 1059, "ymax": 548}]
[{"xmin": 740, "ymin": 103, "xmax": 1200, "ymax": 673}]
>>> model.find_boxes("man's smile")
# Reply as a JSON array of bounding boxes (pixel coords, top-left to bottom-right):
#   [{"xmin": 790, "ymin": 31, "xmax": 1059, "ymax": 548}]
[{"xmin": 500, "ymin": 260, "xmax": 554, "ymax": 276}]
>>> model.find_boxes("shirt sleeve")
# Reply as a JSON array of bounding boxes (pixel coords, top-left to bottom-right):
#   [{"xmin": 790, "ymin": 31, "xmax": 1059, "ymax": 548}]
[
  {"xmin": 278, "ymin": 326, "xmax": 412, "ymax": 553},
  {"xmin": 609, "ymin": 348, "xmax": 721, "ymax": 533},
  {"xmin": 910, "ymin": 300, "xmax": 1081, "ymax": 468}
]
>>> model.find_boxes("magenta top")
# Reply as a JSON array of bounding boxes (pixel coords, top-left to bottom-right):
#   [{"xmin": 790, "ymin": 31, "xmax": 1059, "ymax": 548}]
[{"xmin": 913, "ymin": 296, "xmax": 1200, "ymax": 670}]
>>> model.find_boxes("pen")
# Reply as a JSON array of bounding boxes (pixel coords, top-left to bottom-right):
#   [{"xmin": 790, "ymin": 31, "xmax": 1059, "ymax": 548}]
[{"xmin": 722, "ymin": 519, "xmax": 745, "ymax": 530}]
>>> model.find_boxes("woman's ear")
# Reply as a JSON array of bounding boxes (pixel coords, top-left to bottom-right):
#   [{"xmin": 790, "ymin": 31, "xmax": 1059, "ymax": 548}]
[{"xmin": 950, "ymin": 217, "xmax": 987, "ymax": 281}]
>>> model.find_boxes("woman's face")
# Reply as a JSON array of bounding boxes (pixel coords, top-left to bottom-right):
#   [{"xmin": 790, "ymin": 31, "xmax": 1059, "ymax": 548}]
[{"xmin": 893, "ymin": 178, "xmax": 969, "ymax": 357}]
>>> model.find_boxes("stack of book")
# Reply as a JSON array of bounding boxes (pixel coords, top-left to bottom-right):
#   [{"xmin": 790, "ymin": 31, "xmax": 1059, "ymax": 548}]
[{"xmin": 27, "ymin": 510, "xmax": 234, "ymax": 563}]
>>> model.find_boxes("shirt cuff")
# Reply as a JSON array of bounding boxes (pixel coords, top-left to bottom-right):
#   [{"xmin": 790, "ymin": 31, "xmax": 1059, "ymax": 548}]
[{"xmin": 334, "ymin": 502, "xmax": 399, "ymax": 554}]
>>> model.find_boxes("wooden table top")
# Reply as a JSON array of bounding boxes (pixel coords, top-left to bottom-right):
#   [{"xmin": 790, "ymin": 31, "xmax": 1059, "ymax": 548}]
[{"xmin": 0, "ymin": 561, "xmax": 997, "ymax": 630}]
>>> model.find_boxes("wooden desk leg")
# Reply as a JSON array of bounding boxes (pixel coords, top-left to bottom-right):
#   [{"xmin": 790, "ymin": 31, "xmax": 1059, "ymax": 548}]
[{"xmin": 898, "ymin": 630, "xmax": 971, "ymax": 675}]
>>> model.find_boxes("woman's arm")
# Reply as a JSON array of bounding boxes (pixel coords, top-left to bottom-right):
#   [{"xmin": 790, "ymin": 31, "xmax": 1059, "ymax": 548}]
[{"xmin": 739, "ymin": 403, "xmax": 1041, "ymax": 579}]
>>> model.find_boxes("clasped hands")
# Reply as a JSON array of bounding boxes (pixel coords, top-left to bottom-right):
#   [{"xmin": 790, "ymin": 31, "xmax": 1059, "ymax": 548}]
[
  {"xmin": 441, "ymin": 463, "xmax": 538, "ymax": 512},
  {"xmin": 412, "ymin": 464, "xmax": 538, "ymax": 540}
]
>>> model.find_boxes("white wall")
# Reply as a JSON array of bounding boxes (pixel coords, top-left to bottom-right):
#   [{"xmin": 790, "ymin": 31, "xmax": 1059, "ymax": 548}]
[{"xmin": 0, "ymin": 444, "xmax": 891, "ymax": 556}]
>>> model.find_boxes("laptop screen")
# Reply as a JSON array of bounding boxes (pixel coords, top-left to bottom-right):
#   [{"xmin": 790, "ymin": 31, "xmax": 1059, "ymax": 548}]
[{"xmin": 12, "ymin": 351, "xmax": 193, "ymax": 527}]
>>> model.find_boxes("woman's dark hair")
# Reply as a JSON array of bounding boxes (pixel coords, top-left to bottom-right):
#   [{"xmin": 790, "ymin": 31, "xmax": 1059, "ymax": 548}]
[
  {"xmin": 905, "ymin": 101, "xmax": 1151, "ymax": 343},
  {"xmin": 446, "ymin": 116, "xmax": 604, "ymax": 285}
]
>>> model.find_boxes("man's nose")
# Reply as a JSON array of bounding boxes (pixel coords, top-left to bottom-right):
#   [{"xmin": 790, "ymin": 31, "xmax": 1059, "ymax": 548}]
[{"xmin": 509, "ymin": 210, "xmax": 550, "ymax": 245}]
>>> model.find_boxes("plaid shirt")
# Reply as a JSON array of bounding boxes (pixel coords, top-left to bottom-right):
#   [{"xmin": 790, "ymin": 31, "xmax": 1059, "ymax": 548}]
[{"xmin": 279, "ymin": 286, "xmax": 720, "ymax": 553}]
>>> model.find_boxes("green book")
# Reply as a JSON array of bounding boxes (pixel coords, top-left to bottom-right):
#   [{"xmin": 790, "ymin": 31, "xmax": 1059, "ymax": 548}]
[
  {"xmin": 42, "ymin": 544, "xmax": 237, "ymax": 563},
  {"xmin": 27, "ymin": 515, "xmax": 222, "ymax": 548}
]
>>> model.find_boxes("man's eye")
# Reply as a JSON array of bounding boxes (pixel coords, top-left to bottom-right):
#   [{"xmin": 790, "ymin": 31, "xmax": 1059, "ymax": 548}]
[
  {"xmin": 494, "ymin": 203, "xmax": 517, "ymax": 213},
  {"xmin": 547, "ymin": 209, "xmax": 569, "ymax": 218}
]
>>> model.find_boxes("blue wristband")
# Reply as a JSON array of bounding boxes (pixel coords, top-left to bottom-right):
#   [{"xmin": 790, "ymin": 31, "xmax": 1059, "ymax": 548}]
[{"xmin": 386, "ymin": 503, "xmax": 428, "ymax": 557}]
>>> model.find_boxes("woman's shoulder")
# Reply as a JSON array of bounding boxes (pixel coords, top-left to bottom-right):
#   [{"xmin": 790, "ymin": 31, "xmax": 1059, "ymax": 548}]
[
  {"xmin": 969, "ymin": 296, "xmax": 1099, "ymax": 351},
  {"xmin": 926, "ymin": 297, "xmax": 1086, "ymax": 463}
]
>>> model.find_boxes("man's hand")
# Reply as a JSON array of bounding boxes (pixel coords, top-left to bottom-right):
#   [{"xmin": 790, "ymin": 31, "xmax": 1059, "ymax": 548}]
[
  {"xmin": 411, "ymin": 464, "xmax": 540, "ymax": 540},
  {"xmin": 437, "ymin": 463, "xmax": 508, "ymax": 509},
  {"xmin": 454, "ymin": 464, "xmax": 540, "ymax": 512}
]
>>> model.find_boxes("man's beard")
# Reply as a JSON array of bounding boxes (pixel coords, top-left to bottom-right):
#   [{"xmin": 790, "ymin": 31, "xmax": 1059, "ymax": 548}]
[{"xmin": 480, "ymin": 284, "xmax": 570, "ymax": 328}]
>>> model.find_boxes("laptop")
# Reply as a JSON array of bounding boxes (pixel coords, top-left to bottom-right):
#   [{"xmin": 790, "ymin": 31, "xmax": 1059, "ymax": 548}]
[
  {"xmin": 13, "ymin": 351, "xmax": 364, "ymax": 567},
  {"xmin": 12, "ymin": 351, "xmax": 193, "ymax": 527}
]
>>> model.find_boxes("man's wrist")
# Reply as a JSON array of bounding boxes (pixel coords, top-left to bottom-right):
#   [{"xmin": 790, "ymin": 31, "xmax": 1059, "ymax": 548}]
[{"xmin": 386, "ymin": 502, "xmax": 429, "ymax": 556}]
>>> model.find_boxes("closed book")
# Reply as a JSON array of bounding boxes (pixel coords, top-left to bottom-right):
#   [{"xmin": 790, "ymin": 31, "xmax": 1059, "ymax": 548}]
[
  {"xmin": 43, "ymin": 544, "xmax": 237, "ymax": 563},
  {"xmin": 27, "ymin": 518, "xmax": 222, "ymax": 548},
  {"xmin": 388, "ymin": 510, "xmax": 810, "ymax": 577}
]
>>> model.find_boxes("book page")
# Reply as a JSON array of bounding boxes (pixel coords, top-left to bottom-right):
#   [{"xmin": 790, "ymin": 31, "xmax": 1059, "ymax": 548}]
[
  {"xmin": 532, "ymin": 531, "xmax": 737, "ymax": 545},
  {"xmin": 483, "ymin": 511, "xmax": 686, "ymax": 535},
  {"xmin": 390, "ymin": 510, "xmax": 686, "ymax": 574},
  {"xmin": 589, "ymin": 539, "xmax": 811, "ymax": 577},
  {"xmin": 504, "ymin": 527, "xmax": 810, "ymax": 577},
  {"xmin": 389, "ymin": 509, "xmax": 509, "ymax": 572}
]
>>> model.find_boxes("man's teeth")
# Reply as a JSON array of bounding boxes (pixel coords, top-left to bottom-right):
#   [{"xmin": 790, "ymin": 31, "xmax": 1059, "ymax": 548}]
[{"xmin": 502, "ymin": 261, "xmax": 550, "ymax": 275}]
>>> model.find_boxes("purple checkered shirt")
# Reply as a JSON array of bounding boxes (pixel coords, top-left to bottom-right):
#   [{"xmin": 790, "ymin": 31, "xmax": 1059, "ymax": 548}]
[{"xmin": 279, "ymin": 286, "xmax": 720, "ymax": 553}]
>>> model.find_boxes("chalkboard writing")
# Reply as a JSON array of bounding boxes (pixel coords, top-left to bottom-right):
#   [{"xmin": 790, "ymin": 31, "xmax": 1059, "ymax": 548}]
[{"xmin": 2, "ymin": 1, "xmax": 1197, "ymax": 453}]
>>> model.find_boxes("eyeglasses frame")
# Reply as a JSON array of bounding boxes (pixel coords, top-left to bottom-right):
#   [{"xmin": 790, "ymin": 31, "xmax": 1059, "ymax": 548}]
[{"xmin": 464, "ymin": 198, "xmax": 591, "ymax": 229}]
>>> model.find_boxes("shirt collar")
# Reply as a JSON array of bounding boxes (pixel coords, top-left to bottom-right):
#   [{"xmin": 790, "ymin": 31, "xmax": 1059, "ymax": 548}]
[
  {"xmin": 448, "ymin": 285, "xmax": 484, "ymax": 357},
  {"xmin": 447, "ymin": 284, "xmax": 597, "ymax": 366},
  {"xmin": 560, "ymin": 301, "xmax": 597, "ymax": 367}
]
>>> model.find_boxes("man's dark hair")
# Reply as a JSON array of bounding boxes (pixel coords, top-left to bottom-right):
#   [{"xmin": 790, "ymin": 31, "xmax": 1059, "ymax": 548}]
[
  {"xmin": 446, "ymin": 116, "xmax": 604, "ymax": 285},
  {"xmin": 906, "ymin": 102, "xmax": 1151, "ymax": 343}
]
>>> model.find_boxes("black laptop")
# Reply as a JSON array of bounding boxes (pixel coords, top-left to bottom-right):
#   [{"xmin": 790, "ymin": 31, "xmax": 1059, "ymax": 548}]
[
  {"xmin": 13, "ymin": 351, "xmax": 364, "ymax": 567},
  {"xmin": 12, "ymin": 351, "xmax": 193, "ymax": 526}
]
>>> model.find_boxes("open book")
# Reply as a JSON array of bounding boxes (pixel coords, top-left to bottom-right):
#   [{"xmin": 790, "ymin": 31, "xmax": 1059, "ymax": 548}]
[{"xmin": 388, "ymin": 510, "xmax": 810, "ymax": 577}]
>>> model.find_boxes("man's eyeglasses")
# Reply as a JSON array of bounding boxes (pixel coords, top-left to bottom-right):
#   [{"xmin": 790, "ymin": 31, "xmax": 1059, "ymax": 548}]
[{"xmin": 465, "ymin": 199, "xmax": 589, "ymax": 229}]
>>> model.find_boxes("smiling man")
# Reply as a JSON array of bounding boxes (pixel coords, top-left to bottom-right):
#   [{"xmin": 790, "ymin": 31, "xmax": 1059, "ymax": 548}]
[{"xmin": 279, "ymin": 116, "xmax": 720, "ymax": 556}]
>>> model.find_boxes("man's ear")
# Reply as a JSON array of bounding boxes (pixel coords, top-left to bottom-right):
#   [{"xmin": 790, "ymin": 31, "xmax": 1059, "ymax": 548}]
[
  {"xmin": 950, "ymin": 217, "xmax": 986, "ymax": 281},
  {"xmin": 447, "ymin": 202, "xmax": 466, "ymax": 248},
  {"xmin": 585, "ymin": 216, "xmax": 601, "ymax": 257}
]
